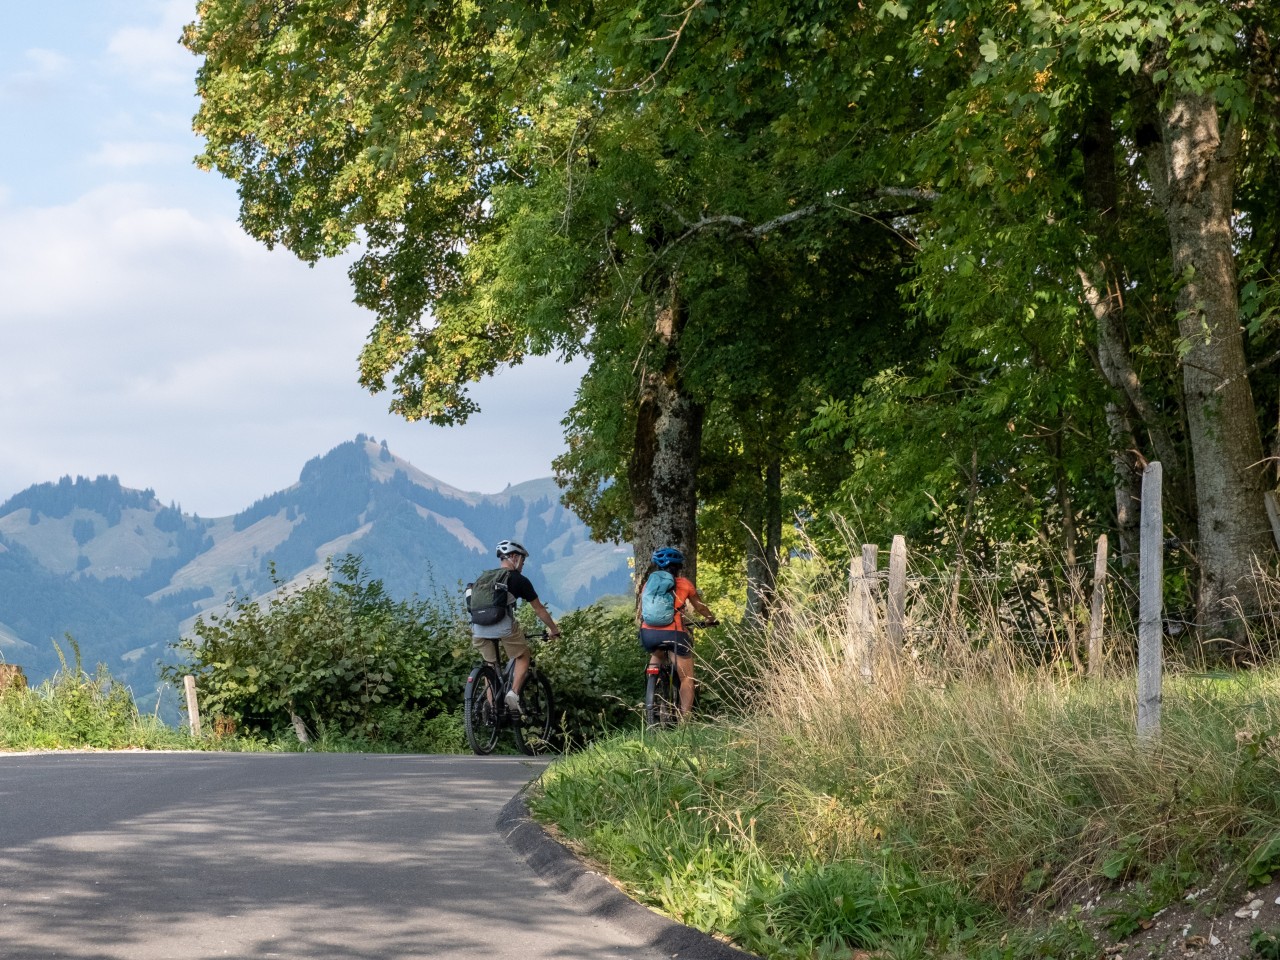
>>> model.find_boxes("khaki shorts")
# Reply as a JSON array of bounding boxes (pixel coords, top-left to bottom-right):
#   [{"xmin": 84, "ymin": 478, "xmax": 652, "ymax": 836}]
[{"xmin": 471, "ymin": 620, "xmax": 529, "ymax": 664}]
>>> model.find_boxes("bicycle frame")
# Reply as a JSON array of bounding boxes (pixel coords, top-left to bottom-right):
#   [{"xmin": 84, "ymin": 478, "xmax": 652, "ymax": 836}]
[{"xmin": 464, "ymin": 630, "xmax": 556, "ymax": 755}]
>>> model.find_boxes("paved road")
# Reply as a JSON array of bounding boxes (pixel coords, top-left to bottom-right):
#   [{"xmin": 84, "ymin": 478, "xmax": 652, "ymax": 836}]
[{"xmin": 0, "ymin": 752, "xmax": 740, "ymax": 960}]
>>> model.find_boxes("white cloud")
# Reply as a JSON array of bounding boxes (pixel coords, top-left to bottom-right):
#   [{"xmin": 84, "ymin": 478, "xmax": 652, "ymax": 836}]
[
  {"xmin": 22, "ymin": 47, "xmax": 69, "ymax": 76},
  {"xmin": 88, "ymin": 140, "xmax": 190, "ymax": 169},
  {"xmin": 0, "ymin": 47, "xmax": 70, "ymax": 100},
  {"xmin": 106, "ymin": 1, "xmax": 194, "ymax": 89},
  {"xmin": 0, "ymin": 184, "xmax": 586, "ymax": 516}
]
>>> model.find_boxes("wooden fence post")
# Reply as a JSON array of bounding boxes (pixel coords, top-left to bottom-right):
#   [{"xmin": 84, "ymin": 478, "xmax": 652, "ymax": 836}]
[
  {"xmin": 887, "ymin": 535, "xmax": 907, "ymax": 651},
  {"xmin": 0, "ymin": 663, "xmax": 27, "ymax": 695},
  {"xmin": 845, "ymin": 554, "xmax": 861, "ymax": 676},
  {"xmin": 1088, "ymin": 534, "xmax": 1108, "ymax": 678},
  {"xmin": 1137, "ymin": 463, "xmax": 1163, "ymax": 740},
  {"xmin": 183, "ymin": 674, "xmax": 202, "ymax": 738},
  {"xmin": 860, "ymin": 544, "xmax": 879, "ymax": 681}
]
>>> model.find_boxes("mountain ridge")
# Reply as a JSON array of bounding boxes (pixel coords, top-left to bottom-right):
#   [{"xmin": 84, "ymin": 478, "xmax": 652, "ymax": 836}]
[{"xmin": 0, "ymin": 436, "xmax": 632, "ymax": 711}]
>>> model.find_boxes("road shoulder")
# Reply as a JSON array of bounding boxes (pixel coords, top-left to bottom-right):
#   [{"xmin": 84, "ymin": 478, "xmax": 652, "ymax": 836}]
[{"xmin": 498, "ymin": 791, "xmax": 760, "ymax": 960}]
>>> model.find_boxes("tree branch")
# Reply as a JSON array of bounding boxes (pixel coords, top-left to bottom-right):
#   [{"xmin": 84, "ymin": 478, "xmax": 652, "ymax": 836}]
[{"xmin": 665, "ymin": 188, "xmax": 936, "ymax": 245}]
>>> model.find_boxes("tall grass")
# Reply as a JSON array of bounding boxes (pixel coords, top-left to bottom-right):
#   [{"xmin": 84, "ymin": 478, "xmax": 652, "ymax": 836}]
[
  {"xmin": 0, "ymin": 639, "xmax": 197, "ymax": 751},
  {"xmin": 532, "ymin": 538, "xmax": 1280, "ymax": 959}
]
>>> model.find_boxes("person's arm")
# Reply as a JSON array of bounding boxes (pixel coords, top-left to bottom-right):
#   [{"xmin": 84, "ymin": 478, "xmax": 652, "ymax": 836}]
[
  {"xmin": 529, "ymin": 598, "xmax": 561, "ymax": 638},
  {"xmin": 687, "ymin": 587, "xmax": 717, "ymax": 623}
]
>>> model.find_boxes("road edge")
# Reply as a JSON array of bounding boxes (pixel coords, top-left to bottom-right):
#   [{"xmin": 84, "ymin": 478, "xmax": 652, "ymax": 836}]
[{"xmin": 497, "ymin": 791, "xmax": 760, "ymax": 960}]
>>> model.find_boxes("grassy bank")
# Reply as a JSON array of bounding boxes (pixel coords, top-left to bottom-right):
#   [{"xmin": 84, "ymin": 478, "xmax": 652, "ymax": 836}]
[
  {"xmin": 527, "ymin": 557, "xmax": 1280, "ymax": 960},
  {"xmin": 531, "ymin": 669, "xmax": 1280, "ymax": 958}
]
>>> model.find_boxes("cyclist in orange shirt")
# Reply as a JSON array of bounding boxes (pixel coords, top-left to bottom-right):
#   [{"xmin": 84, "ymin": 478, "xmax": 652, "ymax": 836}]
[{"xmin": 637, "ymin": 546, "xmax": 716, "ymax": 717}]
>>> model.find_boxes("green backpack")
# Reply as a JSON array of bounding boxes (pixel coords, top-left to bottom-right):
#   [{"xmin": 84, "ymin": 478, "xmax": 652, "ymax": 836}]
[{"xmin": 468, "ymin": 568, "xmax": 513, "ymax": 626}]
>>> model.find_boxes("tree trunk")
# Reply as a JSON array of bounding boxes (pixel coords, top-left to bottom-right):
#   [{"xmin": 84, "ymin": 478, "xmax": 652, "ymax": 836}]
[
  {"xmin": 629, "ymin": 278, "xmax": 703, "ymax": 584},
  {"xmin": 1078, "ymin": 92, "xmax": 1181, "ymax": 564},
  {"xmin": 1151, "ymin": 91, "xmax": 1272, "ymax": 626},
  {"xmin": 745, "ymin": 456, "xmax": 782, "ymax": 622}
]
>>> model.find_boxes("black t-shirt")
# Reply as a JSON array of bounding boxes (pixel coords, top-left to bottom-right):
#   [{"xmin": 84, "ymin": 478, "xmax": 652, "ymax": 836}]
[{"xmin": 505, "ymin": 570, "xmax": 539, "ymax": 605}]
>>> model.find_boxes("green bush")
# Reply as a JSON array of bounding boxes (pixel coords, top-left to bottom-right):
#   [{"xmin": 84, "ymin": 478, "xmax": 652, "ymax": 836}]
[
  {"xmin": 534, "ymin": 605, "xmax": 646, "ymax": 744},
  {"xmin": 164, "ymin": 556, "xmax": 473, "ymax": 748}
]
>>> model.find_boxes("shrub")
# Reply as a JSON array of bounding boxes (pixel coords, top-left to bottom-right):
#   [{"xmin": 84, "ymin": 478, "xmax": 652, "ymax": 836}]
[
  {"xmin": 164, "ymin": 556, "xmax": 472, "ymax": 747},
  {"xmin": 534, "ymin": 605, "xmax": 645, "ymax": 744}
]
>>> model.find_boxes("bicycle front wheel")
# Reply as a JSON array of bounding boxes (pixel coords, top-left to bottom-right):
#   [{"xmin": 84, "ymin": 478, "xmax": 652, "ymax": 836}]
[
  {"xmin": 644, "ymin": 663, "xmax": 680, "ymax": 729},
  {"xmin": 513, "ymin": 669, "xmax": 556, "ymax": 755},
  {"xmin": 464, "ymin": 663, "xmax": 503, "ymax": 755}
]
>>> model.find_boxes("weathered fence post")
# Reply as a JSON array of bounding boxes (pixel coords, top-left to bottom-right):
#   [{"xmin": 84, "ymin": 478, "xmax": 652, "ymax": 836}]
[
  {"xmin": 183, "ymin": 674, "xmax": 202, "ymax": 738},
  {"xmin": 0, "ymin": 663, "xmax": 27, "ymax": 695},
  {"xmin": 1137, "ymin": 463, "xmax": 1163, "ymax": 740},
  {"xmin": 887, "ymin": 535, "xmax": 907, "ymax": 651},
  {"xmin": 1088, "ymin": 534, "xmax": 1108, "ymax": 678},
  {"xmin": 861, "ymin": 544, "xmax": 879, "ymax": 681},
  {"xmin": 846, "ymin": 546, "xmax": 879, "ymax": 682},
  {"xmin": 845, "ymin": 554, "xmax": 860, "ymax": 675}
]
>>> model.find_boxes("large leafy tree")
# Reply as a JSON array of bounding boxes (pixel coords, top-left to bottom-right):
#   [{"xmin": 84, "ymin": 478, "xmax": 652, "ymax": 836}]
[
  {"xmin": 187, "ymin": 0, "xmax": 1279, "ymax": 636},
  {"xmin": 891, "ymin": 0, "xmax": 1280, "ymax": 625},
  {"xmin": 186, "ymin": 0, "xmax": 927, "ymax": 616}
]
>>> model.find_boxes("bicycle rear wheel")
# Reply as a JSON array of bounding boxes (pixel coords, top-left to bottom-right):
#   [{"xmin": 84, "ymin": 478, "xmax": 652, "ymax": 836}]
[
  {"xmin": 512, "ymin": 669, "xmax": 556, "ymax": 755},
  {"xmin": 644, "ymin": 662, "xmax": 680, "ymax": 729},
  {"xmin": 464, "ymin": 664, "xmax": 502, "ymax": 755}
]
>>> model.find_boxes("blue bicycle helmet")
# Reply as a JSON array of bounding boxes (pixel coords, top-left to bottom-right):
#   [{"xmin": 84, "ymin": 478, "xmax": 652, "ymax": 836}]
[{"xmin": 651, "ymin": 546, "xmax": 685, "ymax": 569}]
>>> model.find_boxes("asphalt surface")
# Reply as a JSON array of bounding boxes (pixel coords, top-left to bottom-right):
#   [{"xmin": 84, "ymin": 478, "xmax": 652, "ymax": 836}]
[{"xmin": 0, "ymin": 752, "xmax": 756, "ymax": 960}]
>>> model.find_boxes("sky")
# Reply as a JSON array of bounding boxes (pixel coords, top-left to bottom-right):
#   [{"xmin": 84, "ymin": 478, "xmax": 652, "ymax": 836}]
[{"xmin": 0, "ymin": 0, "xmax": 586, "ymax": 518}]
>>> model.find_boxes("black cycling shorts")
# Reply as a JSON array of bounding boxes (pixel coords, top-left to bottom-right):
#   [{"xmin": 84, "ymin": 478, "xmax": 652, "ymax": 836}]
[{"xmin": 639, "ymin": 627, "xmax": 693, "ymax": 658}]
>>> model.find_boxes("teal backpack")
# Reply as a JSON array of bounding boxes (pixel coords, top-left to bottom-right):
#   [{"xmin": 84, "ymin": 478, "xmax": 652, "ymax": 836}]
[{"xmin": 641, "ymin": 570, "xmax": 676, "ymax": 626}]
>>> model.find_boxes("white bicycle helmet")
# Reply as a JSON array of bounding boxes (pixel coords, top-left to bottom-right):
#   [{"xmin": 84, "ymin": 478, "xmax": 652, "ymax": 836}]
[{"xmin": 496, "ymin": 539, "xmax": 529, "ymax": 559}]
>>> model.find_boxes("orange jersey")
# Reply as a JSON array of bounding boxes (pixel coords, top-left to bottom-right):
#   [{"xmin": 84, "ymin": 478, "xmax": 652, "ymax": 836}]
[{"xmin": 644, "ymin": 575, "xmax": 697, "ymax": 631}]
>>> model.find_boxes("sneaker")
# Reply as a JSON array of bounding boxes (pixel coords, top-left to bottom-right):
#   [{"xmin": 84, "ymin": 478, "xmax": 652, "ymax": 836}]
[{"xmin": 504, "ymin": 690, "xmax": 524, "ymax": 714}]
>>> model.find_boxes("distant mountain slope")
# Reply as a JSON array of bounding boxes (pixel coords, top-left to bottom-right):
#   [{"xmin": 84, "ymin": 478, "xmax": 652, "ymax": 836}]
[{"xmin": 0, "ymin": 437, "xmax": 632, "ymax": 707}]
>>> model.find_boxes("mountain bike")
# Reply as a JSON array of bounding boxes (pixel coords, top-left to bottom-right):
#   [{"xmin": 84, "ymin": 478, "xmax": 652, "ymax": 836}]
[
  {"xmin": 464, "ymin": 631, "xmax": 556, "ymax": 755},
  {"xmin": 644, "ymin": 620, "xmax": 713, "ymax": 729}
]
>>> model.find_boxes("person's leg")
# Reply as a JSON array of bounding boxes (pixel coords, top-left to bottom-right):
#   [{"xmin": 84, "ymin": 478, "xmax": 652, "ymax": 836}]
[
  {"xmin": 503, "ymin": 623, "xmax": 530, "ymax": 696},
  {"xmin": 471, "ymin": 637, "xmax": 499, "ymax": 706},
  {"xmin": 472, "ymin": 636, "xmax": 498, "ymax": 667},
  {"xmin": 674, "ymin": 653, "xmax": 695, "ymax": 715}
]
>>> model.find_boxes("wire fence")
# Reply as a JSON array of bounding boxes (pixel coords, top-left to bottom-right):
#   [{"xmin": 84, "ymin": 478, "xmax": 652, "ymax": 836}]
[{"xmin": 819, "ymin": 527, "xmax": 1280, "ymax": 678}]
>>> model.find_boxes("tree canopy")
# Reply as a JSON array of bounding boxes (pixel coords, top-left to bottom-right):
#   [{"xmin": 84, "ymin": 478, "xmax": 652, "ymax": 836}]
[{"xmin": 187, "ymin": 0, "xmax": 1280, "ymax": 630}]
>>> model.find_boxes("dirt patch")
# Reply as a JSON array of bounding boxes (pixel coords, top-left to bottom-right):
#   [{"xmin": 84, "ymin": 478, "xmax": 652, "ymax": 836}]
[{"xmin": 1058, "ymin": 876, "xmax": 1280, "ymax": 958}]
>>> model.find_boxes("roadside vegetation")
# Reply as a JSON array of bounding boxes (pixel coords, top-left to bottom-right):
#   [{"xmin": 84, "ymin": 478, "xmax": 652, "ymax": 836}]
[
  {"xmin": 0, "ymin": 638, "xmax": 197, "ymax": 751},
  {"xmin": 10, "ymin": 545, "xmax": 1280, "ymax": 958},
  {"xmin": 529, "ymin": 550, "xmax": 1280, "ymax": 960},
  {"xmin": 158, "ymin": 555, "xmax": 648, "ymax": 753}
]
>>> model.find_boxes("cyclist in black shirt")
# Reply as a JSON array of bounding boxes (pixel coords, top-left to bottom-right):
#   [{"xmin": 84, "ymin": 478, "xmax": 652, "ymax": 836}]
[{"xmin": 470, "ymin": 539, "xmax": 561, "ymax": 713}]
